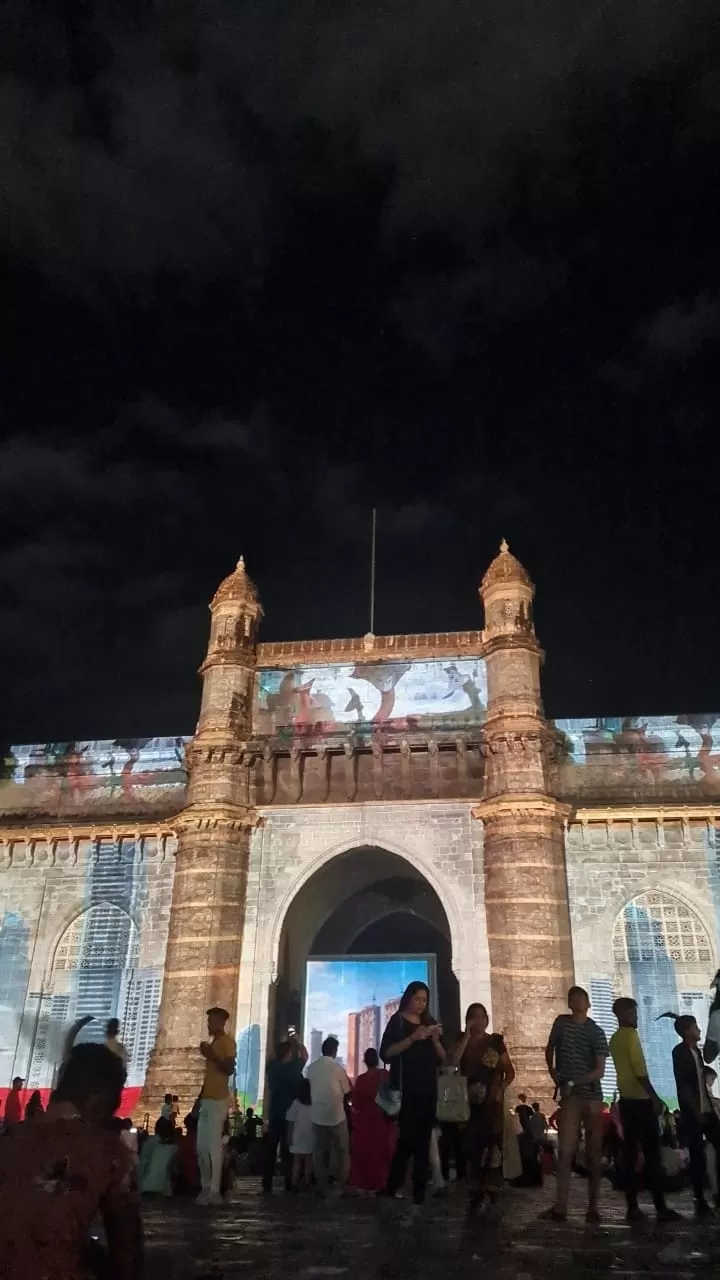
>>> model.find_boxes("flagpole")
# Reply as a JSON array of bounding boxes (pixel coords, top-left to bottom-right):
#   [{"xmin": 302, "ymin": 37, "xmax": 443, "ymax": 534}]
[{"xmin": 369, "ymin": 508, "xmax": 377, "ymax": 635}]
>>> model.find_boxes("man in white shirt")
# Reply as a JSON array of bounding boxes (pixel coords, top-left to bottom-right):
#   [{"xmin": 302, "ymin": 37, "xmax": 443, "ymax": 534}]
[{"xmin": 306, "ymin": 1036, "xmax": 351, "ymax": 1196}]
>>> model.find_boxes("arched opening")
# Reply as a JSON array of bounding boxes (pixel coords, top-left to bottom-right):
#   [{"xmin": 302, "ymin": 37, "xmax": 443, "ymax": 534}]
[
  {"xmin": 612, "ymin": 890, "xmax": 715, "ymax": 1102},
  {"xmin": 25, "ymin": 903, "xmax": 147, "ymax": 1089},
  {"xmin": 273, "ymin": 846, "xmax": 460, "ymax": 1070}
]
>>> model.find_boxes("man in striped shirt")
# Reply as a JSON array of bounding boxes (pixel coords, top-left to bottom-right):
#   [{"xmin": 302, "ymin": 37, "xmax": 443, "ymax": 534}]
[{"xmin": 542, "ymin": 985, "xmax": 608, "ymax": 1223}]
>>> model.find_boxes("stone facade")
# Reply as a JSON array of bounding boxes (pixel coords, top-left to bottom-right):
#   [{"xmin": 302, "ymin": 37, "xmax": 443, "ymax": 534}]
[
  {"xmin": 1, "ymin": 542, "xmax": 719, "ymax": 1113},
  {"xmin": 233, "ymin": 801, "xmax": 490, "ymax": 1100}
]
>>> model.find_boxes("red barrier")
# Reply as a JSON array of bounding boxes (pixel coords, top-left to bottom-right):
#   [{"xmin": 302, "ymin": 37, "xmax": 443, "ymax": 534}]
[{"xmin": 0, "ymin": 1086, "xmax": 144, "ymax": 1120}]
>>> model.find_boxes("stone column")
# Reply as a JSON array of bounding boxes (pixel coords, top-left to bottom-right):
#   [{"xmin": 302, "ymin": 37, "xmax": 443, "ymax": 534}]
[
  {"xmin": 141, "ymin": 805, "xmax": 255, "ymax": 1109},
  {"xmin": 140, "ymin": 557, "xmax": 262, "ymax": 1114},
  {"xmin": 473, "ymin": 542, "xmax": 574, "ymax": 1100},
  {"xmin": 473, "ymin": 791, "xmax": 572, "ymax": 1098}
]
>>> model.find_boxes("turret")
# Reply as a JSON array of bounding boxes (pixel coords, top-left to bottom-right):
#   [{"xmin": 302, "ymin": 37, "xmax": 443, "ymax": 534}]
[
  {"xmin": 479, "ymin": 539, "xmax": 550, "ymax": 795},
  {"xmin": 474, "ymin": 540, "xmax": 573, "ymax": 1098},
  {"xmin": 188, "ymin": 557, "xmax": 262, "ymax": 809},
  {"xmin": 140, "ymin": 556, "xmax": 261, "ymax": 1113}
]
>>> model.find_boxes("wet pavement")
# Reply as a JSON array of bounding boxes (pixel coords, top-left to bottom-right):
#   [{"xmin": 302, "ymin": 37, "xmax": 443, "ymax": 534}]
[{"xmin": 142, "ymin": 1180, "xmax": 720, "ymax": 1279}]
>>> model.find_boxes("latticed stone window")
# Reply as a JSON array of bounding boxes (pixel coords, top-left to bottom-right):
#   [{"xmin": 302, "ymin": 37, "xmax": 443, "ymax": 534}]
[
  {"xmin": 54, "ymin": 905, "xmax": 138, "ymax": 971},
  {"xmin": 612, "ymin": 892, "xmax": 712, "ymax": 966}
]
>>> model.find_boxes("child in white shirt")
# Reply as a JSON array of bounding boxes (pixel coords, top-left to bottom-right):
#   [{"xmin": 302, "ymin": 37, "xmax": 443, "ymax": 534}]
[{"xmin": 286, "ymin": 1078, "xmax": 314, "ymax": 1189}]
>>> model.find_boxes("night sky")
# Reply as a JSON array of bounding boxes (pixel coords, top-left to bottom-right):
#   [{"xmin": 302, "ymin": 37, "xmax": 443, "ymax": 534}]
[{"xmin": 2, "ymin": 2, "xmax": 719, "ymax": 742}]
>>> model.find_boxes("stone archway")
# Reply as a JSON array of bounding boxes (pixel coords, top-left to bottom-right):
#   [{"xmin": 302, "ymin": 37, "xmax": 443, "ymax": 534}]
[{"xmin": 273, "ymin": 845, "xmax": 461, "ymax": 1064}]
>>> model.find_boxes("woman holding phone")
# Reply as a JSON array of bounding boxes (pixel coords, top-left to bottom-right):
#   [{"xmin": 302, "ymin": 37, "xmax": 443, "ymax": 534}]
[{"xmin": 380, "ymin": 981, "xmax": 445, "ymax": 1207}]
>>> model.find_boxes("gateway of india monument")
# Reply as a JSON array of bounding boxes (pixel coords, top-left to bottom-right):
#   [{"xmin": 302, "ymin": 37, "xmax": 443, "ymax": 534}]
[{"xmin": 0, "ymin": 543, "xmax": 718, "ymax": 1110}]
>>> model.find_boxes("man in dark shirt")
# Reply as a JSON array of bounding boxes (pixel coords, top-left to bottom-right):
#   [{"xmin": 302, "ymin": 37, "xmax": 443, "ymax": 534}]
[
  {"xmin": 542, "ymin": 985, "xmax": 608, "ymax": 1223},
  {"xmin": 515, "ymin": 1093, "xmax": 533, "ymax": 1133},
  {"xmin": 244, "ymin": 1107, "xmax": 263, "ymax": 1142},
  {"xmin": 262, "ymin": 1038, "xmax": 307, "ymax": 1193}
]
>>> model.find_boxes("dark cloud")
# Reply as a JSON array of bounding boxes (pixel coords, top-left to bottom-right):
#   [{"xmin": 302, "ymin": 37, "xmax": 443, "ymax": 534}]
[
  {"xmin": 1, "ymin": 1, "xmax": 719, "ymax": 737},
  {"xmin": 641, "ymin": 295, "xmax": 720, "ymax": 357}
]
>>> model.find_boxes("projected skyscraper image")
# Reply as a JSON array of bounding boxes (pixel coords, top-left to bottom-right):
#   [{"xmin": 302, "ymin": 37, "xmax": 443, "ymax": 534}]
[{"xmin": 303, "ymin": 957, "xmax": 433, "ymax": 1078}]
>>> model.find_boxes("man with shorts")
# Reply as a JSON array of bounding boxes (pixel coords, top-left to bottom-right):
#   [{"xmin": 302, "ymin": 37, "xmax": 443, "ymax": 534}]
[{"xmin": 542, "ymin": 985, "xmax": 608, "ymax": 1223}]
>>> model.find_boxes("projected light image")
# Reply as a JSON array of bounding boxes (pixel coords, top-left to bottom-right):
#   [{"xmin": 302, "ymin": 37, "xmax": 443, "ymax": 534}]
[
  {"xmin": 255, "ymin": 657, "xmax": 487, "ymax": 740},
  {"xmin": 303, "ymin": 956, "xmax": 433, "ymax": 1079},
  {"xmin": 555, "ymin": 715, "xmax": 720, "ymax": 790},
  {"xmin": 0, "ymin": 737, "xmax": 191, "ymax": 818}
]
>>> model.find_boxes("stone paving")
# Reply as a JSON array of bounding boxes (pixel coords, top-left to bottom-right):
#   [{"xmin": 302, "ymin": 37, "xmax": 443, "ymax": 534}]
[{"xmin": 142, "ymin": 1179, "xmax": 720, "ymax": 1280}]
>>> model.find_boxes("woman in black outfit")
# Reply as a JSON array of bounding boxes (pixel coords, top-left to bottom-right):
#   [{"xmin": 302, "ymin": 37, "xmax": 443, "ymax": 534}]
[{"xmin": 380, "ymin": 980, "xmax": 445, "ymax": 1205}]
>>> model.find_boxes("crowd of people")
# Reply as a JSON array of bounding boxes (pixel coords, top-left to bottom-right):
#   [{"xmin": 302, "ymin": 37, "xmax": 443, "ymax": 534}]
[
  {"xmin": 258, "ymin": 978, "xmax": 720, "ymax": 1222},
  {"xmin": 2, "ymin": 977, "xmax": 720, "ymax": 1277}
]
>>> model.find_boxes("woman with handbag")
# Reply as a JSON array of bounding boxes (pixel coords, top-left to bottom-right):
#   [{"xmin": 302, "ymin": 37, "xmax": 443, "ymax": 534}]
[
  {"xmin": 449, "ymin": 1003, "xmax": 516, "ymax": 1214},
  {"xmin": 380, "ymin": 981, "xmax": 445, "ymax": 1207}
]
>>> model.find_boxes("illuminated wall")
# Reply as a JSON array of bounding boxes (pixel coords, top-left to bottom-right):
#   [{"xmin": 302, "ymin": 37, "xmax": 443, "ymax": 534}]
[
  {"xmin": 566, "ymin": 813, "xmax": 720, "ymax": 1104},
  {"xmin": 2, "ymin": 711, "xmax": 720, "ymax": 1107},
  {"xmin": 556, "ymin": 715, "xmax": 720, "ymax": 799},
  {"xmin": 254, "ymin": 657, "xmax": 488, "ymax": 741},
  {"xmin": 0, "ymin": 834, "xmax": 175, "ymax": 1092},
  {"xmin": 0, "ymin": 738, "xmax": 190, "ymax": 820}
]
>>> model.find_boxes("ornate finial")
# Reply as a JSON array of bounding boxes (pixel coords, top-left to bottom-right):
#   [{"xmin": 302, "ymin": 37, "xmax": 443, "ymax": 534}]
[
  {"xmin": 236, "ymin": 556, "xmax": 245, "ymax": 571},
  {"xmin": 500, "ymin": 538, "xmax": 509, "ymax": 554}
]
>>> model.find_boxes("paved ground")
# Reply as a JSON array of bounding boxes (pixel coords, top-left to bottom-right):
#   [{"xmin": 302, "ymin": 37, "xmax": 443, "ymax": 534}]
[{"xmin": 142, "ymin": 1180, "xmax": 720, "ymax": 1280}]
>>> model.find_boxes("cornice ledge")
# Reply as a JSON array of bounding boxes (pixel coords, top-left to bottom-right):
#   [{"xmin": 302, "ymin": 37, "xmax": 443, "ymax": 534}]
[
  {"xmin": 0, "ymin": 820, "xmax": 180, "ymax": 842},
  {"xmin": 175, "ymin": 803, "xmax": 262, "ymax": 835},
  {"xmin": 572, "ymin": 803, "xmax": 720, "ymax": 823},
  {"xmin": 472, "ymin": 794, "xmax": 572, "ymax": 824}
]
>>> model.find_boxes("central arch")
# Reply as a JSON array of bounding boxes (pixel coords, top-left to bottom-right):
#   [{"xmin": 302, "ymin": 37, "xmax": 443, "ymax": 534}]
[{"xmin": 272, "ymin": 845, "xmax": 461, "ymax": 1067}]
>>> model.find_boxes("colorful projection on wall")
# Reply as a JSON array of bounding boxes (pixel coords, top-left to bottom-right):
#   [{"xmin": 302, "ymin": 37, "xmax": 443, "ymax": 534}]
[
  {"xmin": 585, "ymin": 892, "xmax": 715, "ymax": 1106},
  {"xmin": 303, "ymin": 956, "xmax": 434, "ymax": 1079},
  {"xmin": 556, "ymin": 715, "xmax": 720, "ymax": 793},
  {"xmin": 0, "ymin": 737, "xmax": 191, "ymax": 818},
  {"xmin": 0, "ymin": 836, "xmax": 172, "ymax": 1103},
  {"xmin": 254, "ymin": 657, "xmax": 487, "ymax": 741}
]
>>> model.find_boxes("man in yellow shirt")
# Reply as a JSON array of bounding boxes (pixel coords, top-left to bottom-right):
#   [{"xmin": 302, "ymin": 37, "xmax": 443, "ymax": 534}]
[
  {"xmin": 197, "ymin": 1006, "xmax": 236, "ymax": 1206},
  {"xmin": 609, "ymin": 998, "xmax": 679, "ymax": 1223}
]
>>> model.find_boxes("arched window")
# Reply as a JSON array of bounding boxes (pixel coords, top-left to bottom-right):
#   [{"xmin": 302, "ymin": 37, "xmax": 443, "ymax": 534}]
[
  {"xmin": 54, "ymin": 904, "xmax": 139, "ymax": 972},
  {"xmin": 27, "ymin": 905, "xmax": 139, "ymax": 1089},
  {"xmin": 612, "ymin": 891, "xmax": 714, "ymax": 1104},
  {"xmin": 613, "ymin": 892, "xmax": 712, "ymax": 967}
]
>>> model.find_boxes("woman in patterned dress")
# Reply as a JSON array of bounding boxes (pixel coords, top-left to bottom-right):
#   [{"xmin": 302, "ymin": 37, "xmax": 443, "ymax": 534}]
[{"xmin": 450, "ymin": 1003, "xmax": 515, "ymax": 1213}]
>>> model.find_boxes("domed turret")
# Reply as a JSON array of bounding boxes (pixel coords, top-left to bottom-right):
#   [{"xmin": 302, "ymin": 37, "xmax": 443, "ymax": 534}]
[
  {"xmin": 481, "ymin": 538, "xmax": 532, "ymax": 593},
  {"xmin": 211, "ymin": 556, "xmax": 261, "ymax": 613},
  {"xmin": 479, "ymin": 540, "xmax": 535, "ymax": 646},
  {"xmin": 141, "ymin": 553, "xmax": 261, "ymax": 1115},
  {"xmin": 474, "ymin": 540, "xmax": 573, "ymax": 1099},
  {"xmin": 197, "ymin": 555, "xmax": 263, "ymax": 743}
]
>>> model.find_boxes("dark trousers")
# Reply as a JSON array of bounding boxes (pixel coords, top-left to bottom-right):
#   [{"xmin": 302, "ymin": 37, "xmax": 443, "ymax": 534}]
[
  {"xmin": 439, "ymin": 1122, "xmax": 467, "ymax": 1181},
  {"xmin": 262, "ymin": 1118, "xmax": 292, "ymax": 1191},
  {"xmin": 386, "ymin": 1094, "xmax": 436, "ymax": 1205},
  {"xmin": 619, "ymin": 1098, "xmax": 666, "ymax": 1211},
  {"xmin": 682, "ymin": 1107, "xmax": 720, "ymax": 1204}
]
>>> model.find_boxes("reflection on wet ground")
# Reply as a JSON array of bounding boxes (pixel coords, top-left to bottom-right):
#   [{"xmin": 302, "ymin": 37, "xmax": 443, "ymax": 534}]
[{"xmin": 143, "ymin": 1181, "xmax": 720, "ymax": 1279}]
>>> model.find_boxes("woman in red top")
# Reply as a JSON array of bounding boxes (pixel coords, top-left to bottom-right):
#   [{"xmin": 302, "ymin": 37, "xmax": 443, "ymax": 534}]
[
  {"xmin": 348, "ymin": 1049, "xmax": 396, "ymax": 1193},
  {"xmin": 0, "ymin": 1044, "xmax": 141, "ymax": 1280}
]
